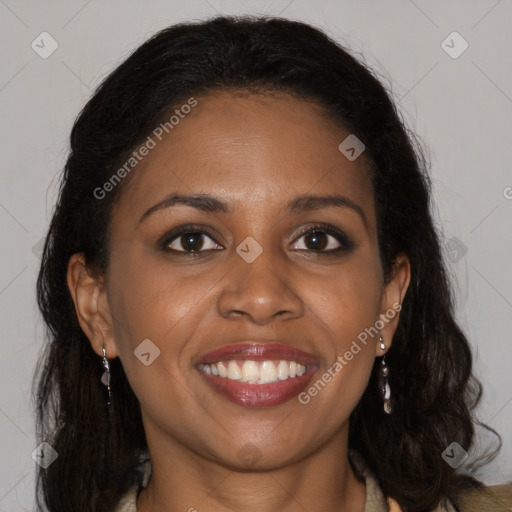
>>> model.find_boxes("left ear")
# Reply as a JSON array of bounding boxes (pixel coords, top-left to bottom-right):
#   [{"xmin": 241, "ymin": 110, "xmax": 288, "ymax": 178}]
[{"xmin": 377, "ymin": 253, "xmax": 411, "ymax": 356}]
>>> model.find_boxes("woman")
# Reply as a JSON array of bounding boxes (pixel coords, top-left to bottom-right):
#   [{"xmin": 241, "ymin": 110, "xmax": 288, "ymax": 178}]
[{"xmin": 34, "ymin": 15, "xmax": 512, "ymax": 512}]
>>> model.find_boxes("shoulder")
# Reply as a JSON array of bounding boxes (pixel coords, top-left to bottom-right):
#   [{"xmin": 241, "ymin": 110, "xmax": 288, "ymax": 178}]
[
  {"xmin": 453, "ymin": 483, "xmax": 512, "ymax": 512},
  {"xmin": 113, "ymin": 455, "xmax": 152, "ymax": 512},
  {"xmin": 349, "ymin": 450, "xmax": 512, "ymax": 512},
  {"xmin": 387, "ymin": 483, "xmax": 512, "ymax": 512},
  {"xmin": 112, "ymin": 485, "xmax": 138, "ymax": 512}
]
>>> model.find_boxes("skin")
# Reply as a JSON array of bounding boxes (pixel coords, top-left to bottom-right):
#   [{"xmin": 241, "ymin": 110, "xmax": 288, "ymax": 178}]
[{"xmin": 68, "ymin": 90, "xmax": 410, "ymax": 512}]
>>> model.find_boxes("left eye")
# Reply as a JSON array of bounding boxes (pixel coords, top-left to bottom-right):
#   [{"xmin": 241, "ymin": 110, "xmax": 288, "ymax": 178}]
[{"xmin": 291, "ymin": 226, "xmax": 349, "ymax": 253}]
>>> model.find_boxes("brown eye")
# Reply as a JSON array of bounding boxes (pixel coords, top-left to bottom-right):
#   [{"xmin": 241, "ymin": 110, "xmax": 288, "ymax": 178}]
[
  {"xmin": 162, "ymin": 227, "xmax": 223, "ymax": 253},
  {"xmin": 291, "ymin": 224, "xmax": 354, "ymax": 254},
  {"xmin": 303, "ymin": 231, "xmax": 329, "ymax": 251},
  {"xmin": 293, "ymin": 230, "xmax": 340, "ymax": 252}
]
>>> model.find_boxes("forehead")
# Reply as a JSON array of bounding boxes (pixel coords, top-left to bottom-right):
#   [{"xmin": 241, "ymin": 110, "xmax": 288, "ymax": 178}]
[{"xmin": 113, "ymin": 90, "xmax": 374, "ymax": 224}]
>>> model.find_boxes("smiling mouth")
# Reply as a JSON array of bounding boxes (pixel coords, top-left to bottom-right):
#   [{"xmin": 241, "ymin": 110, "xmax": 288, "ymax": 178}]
[{"xmin": 195, "ymin": 343, "xmax": 318, "ymax": 407}]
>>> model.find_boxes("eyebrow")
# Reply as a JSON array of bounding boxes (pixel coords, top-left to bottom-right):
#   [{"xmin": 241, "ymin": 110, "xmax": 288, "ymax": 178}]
[{"xmin": 139, "ymin": 192, "xmax": 367, "ymax": 226}]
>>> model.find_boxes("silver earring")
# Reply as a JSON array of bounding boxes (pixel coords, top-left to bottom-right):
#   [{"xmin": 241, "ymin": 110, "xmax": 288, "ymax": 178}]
[
  {"xmin": 101, "ymin": 347, "xmax": 112, "ymax": 410},
  {"xmin": 379, "ymin": 336, "xmax": 392, "ymax": 414}
]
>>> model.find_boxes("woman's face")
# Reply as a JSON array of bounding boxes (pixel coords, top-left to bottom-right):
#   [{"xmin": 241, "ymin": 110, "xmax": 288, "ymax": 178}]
[{"xmin": 72, "ymin": 90, "xmax": 409, "ymax": 469}]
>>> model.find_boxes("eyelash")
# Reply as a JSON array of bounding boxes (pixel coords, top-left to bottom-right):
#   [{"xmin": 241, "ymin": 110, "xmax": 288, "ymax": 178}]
[{"xmin": 159, "ymin": 222, "xmax": 354, "ymax": 256}]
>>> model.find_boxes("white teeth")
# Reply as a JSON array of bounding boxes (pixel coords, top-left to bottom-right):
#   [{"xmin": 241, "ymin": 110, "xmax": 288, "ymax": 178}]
[
  {"xmin": 227, "ymin": 360, "xmax": 241, "ymax": 380},
  {"xmin": 217, "ymin": 361, "xmax": 228, "ymax": 378},
  {"xmin": 260, "ymin": 361, "xmax": 277, "ymax": 383},
  {"xmin": 200, "ymin": 360, "xmax": 308, "ymax": 384},
  {"xmin": 241, "ymin": 360, "xmax": 259, "ymax": 382},
  {"xmin": 277, "ymin": 360, "xmax": 289, "ymax": 380}
]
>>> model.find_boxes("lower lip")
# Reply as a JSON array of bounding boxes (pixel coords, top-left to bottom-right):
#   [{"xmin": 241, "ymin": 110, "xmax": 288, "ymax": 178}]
[{"xmin": 198, "ymin": 367, "xmax": 317, "ymax": 407}]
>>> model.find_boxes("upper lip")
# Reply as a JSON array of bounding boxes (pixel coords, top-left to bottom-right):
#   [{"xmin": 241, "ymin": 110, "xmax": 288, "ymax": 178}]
[{"xmin": 196, "ymin": 342, "xmax": 318, "ymax": 367}]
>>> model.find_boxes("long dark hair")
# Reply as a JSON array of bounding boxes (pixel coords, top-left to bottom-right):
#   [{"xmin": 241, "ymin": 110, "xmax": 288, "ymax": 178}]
[{"xmin": 34, "ymin": 15, "xmax": 500, "ymax": 512}]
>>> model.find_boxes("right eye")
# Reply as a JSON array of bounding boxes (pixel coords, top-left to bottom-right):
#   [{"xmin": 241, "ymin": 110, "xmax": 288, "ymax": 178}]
[{"xmin": 161, "ymin": 226, "xmax": 223, "ymax": 254}]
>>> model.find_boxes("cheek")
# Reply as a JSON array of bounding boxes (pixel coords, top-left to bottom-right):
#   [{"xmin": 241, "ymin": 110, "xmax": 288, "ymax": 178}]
[
  {"xmin": 297, "ymin": 254, "xmax": 382, "ymax": 410},
  {"xmin": 106, "ymin": 264, "xmax": 212, "ymax": 438},
  {"xmin": 106, "ymin": 255, "xmax": 223, "ymax": 398},
  {"xmin": 305, "ymin": 253, "xmax": 383, "ymax": 349},
  {"xmin": 108, "ymin": 246, "xmax": 217, "ymax": 339}
]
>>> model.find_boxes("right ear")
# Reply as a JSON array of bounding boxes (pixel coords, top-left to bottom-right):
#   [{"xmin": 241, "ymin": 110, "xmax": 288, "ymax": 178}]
[{"xmin": 66, "ymin": 253, "xmax": 118, "ymax": 359}]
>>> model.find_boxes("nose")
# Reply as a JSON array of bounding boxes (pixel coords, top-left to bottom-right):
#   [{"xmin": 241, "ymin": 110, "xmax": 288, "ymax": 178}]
[{"xmin": 216, "ymin": 247, "xmax": 304, "ymax": 325}]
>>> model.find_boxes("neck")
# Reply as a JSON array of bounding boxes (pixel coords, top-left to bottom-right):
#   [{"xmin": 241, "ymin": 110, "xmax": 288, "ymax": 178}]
[{"xmin": 136, "ymin": 424, "xmax": 366, "ymax": 512}]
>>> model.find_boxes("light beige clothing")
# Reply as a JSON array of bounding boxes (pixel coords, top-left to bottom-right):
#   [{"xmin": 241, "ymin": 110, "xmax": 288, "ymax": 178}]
[{"xmin": 113, "ymin": 450, "xmax": 512, "ymax": 511}]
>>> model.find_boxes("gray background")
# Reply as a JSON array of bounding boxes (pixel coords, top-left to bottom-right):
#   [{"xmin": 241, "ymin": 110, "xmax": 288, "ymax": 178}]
[{"xmin": 1, "ymin": 0, "xmax": 511, "ymax": 509}]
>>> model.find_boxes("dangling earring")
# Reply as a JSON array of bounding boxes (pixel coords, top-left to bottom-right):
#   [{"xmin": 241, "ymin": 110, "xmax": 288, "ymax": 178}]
[
  {"xmin": 101, "ymin": 346, "xmax": 112, "ymax": 411},
  {"xmin": 379, "ymin": 335, "xmax": 392, "ymax": 414}
]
